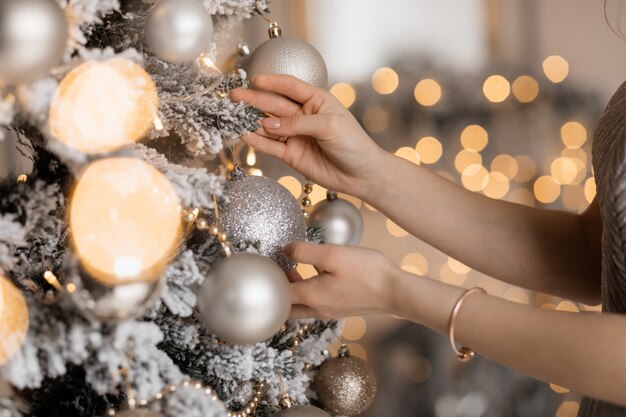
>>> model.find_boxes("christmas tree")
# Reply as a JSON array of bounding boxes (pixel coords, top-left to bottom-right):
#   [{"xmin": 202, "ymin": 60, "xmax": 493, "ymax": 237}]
[{"xmin": 0, "ymin": 1, "xmax": 354, "ymax": 416}]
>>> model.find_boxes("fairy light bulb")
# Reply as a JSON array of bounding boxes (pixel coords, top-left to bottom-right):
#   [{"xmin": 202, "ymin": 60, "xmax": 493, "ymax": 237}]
[
  {"xmin": 0, "ymin": 275, "xmax": 28, "ymax": 365},
  {"xmin": 49, "ymin": 58, "xmax": 158, "ymax": 154},
  {"xmin": 69, "ymin": 158, "xmax": 182, "ymax": 285}
]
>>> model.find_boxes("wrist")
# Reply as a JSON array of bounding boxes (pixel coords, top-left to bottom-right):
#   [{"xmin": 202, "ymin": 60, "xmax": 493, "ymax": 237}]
[{"xmin": 353, "ymin": 148, "xmax": 396, "ymax": 202}]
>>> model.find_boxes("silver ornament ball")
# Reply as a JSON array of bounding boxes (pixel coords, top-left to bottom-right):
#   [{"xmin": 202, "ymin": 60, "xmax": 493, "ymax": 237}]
[
  {"xmin": 197, "ymin": 252, "xmax": 291, "ymax": 345},
  {"xmin": 115, "ymin": 409, "xmax": 166, "ymax": 417},
  {"xmin": 220, "ymin": 169, "xmax": 307, "ymax": 271},
  {"xmin": 274, "ymin": 405, "xmax": 332, "ymax": 417},
  {"xmin": 245, "ymin": 22, "xmax": 327, "ymax": 89},
  {"xmin": 68, "ymin": 268, "xmax": 164, "ymax": 322},
  {"xmin": 0, "ymin": 0, "xmax": 68, "ymax": 83},
  {"xmin": 314, "ymin": 346, "xmax": 377, "ymax": 417},
  {"xmin": 145, "ymin": 0, "xmax": 214, "ymax": 64},
  {"xmin": 308, "ymin": 193, "xmax": 363, "ymax": 246}
]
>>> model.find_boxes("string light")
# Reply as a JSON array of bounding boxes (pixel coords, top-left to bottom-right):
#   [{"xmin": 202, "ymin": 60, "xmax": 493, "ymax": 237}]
[
  {"xmin": 461, "ymin": 164, "xmax": 488, "ymax": 192},
  {"xmin": 561, "ymin": 121, "xmax": 587, "ymax": 149},
  {"xmin": 534, "ymin": 175, "xmax": 561, "ymax": 203},
  {"xmin": 483, "ymin": 75, "xmax": 511, "ymax": 103},
  {"xmin": 413, "ymin": 79, "xmax": 442, "ymax": 106},
  {"xmin": 372, "ymin": 67, "xmax": 399, "ymax": 95},
  {"xmin": 460, "ymin": 124, "xmax": 488, "ymax": 152},
  {"xmin": 16, "ymin": 174, "xmax": 28, "ymax": 183},
  {"xmin": 43, "ymin": 270, "xmax": 64, "ymax": 291},
  {"xmin": 415, "ymin": 136, "xmax": 442, "ymax": 164},
  {"xmin": 543, "ymin": 55, "xmax": 569, "ymax": 83},
  {"xmin": 246, "ymin": 147, "xmax": 256, "ymax": 166}
]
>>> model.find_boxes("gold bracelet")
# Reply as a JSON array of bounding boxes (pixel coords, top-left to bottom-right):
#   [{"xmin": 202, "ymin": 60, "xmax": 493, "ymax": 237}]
[{"xmin": 448, "ymin": 287, "xmax": 486, "ymax": 362}]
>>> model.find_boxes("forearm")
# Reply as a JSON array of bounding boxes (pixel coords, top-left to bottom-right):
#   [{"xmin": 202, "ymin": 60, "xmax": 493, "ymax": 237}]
[
  {"xmin": 362, "ymin": 152, "xmax": 601, "ymax": 304},
  {"xmin": 389, "ymin": 269, "xmax": 626, "ymax": 406}
]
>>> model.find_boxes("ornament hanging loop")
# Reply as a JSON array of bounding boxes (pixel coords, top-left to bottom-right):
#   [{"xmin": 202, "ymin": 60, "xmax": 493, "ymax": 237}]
[{"xmin": 269, "ymin": 22, "xmax": 282, "ymax": 39}]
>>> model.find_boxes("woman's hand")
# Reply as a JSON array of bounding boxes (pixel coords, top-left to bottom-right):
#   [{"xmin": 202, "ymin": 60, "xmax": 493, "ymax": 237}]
[
  {"xmin": 284, "ymin": 241, "xmax": 400, "ymax": 319},
  {"xmin": 230, "ymin": 74, "xmax": 387, "ymax": 198}
]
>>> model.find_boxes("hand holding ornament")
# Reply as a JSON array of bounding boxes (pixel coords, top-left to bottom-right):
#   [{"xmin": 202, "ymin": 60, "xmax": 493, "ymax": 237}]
[{"xmin": 230, "ymin": 74, "xmax": 386, "ymax": 200}]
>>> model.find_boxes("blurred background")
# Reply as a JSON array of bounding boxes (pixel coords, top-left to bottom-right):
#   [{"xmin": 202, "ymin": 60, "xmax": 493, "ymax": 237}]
[{"xmin": 2, "ymin": 1, "xmax": 623, "ymax": 416}]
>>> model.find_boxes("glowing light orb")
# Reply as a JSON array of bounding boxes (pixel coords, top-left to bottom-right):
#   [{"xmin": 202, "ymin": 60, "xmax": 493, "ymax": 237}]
[
  {"xmin": 372, "ymin": 67, "xmax": 399, "ymax": 95},
  {"xmin": 49, "ymin": 58, "xmax": 158, "ymax": 154},
  {"xmin": 0, "ymin": 275, "xmax": 28, "ymax": 365},
  {"xmin": 543, "ymin": 55, "xmax": 569, "ymax": 83},
  {"xmin": 413, "ymin": 79, "xmax": 442, "ymax": 106},
  {"xmin": 70, "ymin": 158, "xmax": 182, "ymax": 285},
  {"xmin": 330, "ymin": 82, "xmax": 356, "ymax": 108},
  {"xmin": 483, "ymin": 75, "xmax": 510, "ymax": 103}
]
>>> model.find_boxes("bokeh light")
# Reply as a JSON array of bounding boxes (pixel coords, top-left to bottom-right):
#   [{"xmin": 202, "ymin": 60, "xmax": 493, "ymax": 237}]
[
  {"xmin": 491, "ymin": 154, "xmax": 518, "ymax": 180},
  {"xmin": 309, "ymin": 184, "xmax": 328, "ymax": 205},
  {"xmin": 386, "ymin": 218, "xmax": 408, "ymax": 237},
  {"xmin": 555, "ymin": 400, "xmax": 580, "ymax": 417},
  {"xmin": 503, "ymin": 287, "xmax": 530, "ymax": 304},
  {"xmin": 514, "ymin": 155, "xmax": 537, "ymax": 183},
  {"xmin": 278, "ymin": 176, "xmax": 302, "ymax": 199},
  {"xmin": 372, "ymin": 67, "xmax": 399, "ymax": 95},
  {"xmin": 448, "ymin": 257, "xmax": 471, "ymax": 274},
  {"xmin": 543, "ymin": 55, "xmax": 569, "ymax": 83},
  {"xmin": 562, "ymin": 185, "xmax": 587, "ymax": 212},
  {"xmin": 561, "ymin": 121, "xmax": 587, "ymax": 149},
  {"xmin": 415, "ymin": 136, "xmax": 442, "ymax": 164},
  {"xmin": 395, "ymin": 146, "xmax": 421, "ymax": 165},
  {"xmin": 49, "ymin": 58, "xmax": 158, "ymax": 154},
  {"xmin": 401, "ymin": 253, "xmax": 429, "ymax": 275},
  {"xmin": 482, "ymin": 171, "xmax": 510, "ymax": 199},
  {"xmin": 506, "ymin": 188, "xmax": 536, "ymax": 207},
  {"xmin": 461, "ymin": 164, "xmax": 488, "ymax": 192},
  {"xmin": 483, "ymin": 75, "xmax": 511, "ymax": 103},
  {"xmin": 550, "ymin": 157, "xmax": 578, "ymax": 185},
  {"xmin": 511, "ymin": 75, "xmax": 539, "ymax": 103},
  {"xmin": 330, "ymin": 82, "xmax": 357, "ymax": 108},
  {"xmin": 342, "ymin": 316, "xmax": 367, "ymax": 341},
  {"xmin": 70, "ymin": 158, "xmax": 182, "ymax": 285},
  {"xmin": 455, "ymin": 149, "xmax": 483, "ymax": 173},
  {"xmin": 460, "ymin": 124, "xmax": 489, "ymax": 151},
  {"xmin": 363, "ymin": 106, "xmax": 390, "ymax": 133},
  {"xmin": 584, "ymin": 177, "xmax": 597, "ymax": 203},
  {"xmin": 439, "ymin": 263, "xmax": 467, "ymax": 285},
  {"xmin": 534, "ymin": 175, "xmax": 561, "ymax": 203},
  {"xmin": 413, "ymin": 79, "xmax": 442, "ymax": 106},
  {"xmin": 0, "ymin": 275, "xmax": 28, "ymax": 365}
]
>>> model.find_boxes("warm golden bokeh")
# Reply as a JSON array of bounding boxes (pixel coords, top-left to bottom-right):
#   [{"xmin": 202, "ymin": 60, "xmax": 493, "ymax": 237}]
[
  {"xmin": 460, "ymin": 124, "xmax": 489, "ymax": 152},
  {"xmin": 413, "ymin": 78, "xmax": 442, "ymax": 106},
  {"xmin": 386, "ymin": 218, "xmax": 409, "ymax": 237},
  {"xmin": 543, "ymin": 55, "xmax": 569, "ymax": 83},
  {"xmin": 330, "ymin": 82, "xmax": 357, "ymax": 108},
  {"xmin": 482, "ymin": 171, "xmax": 510, "ymax": 199},
  {"xmin": 491, "ymin": 154, "xmax": 518, "ymax": 180},
  {"xmin": 342, "ymin": 316, "xmax": 367, "ymax": 341},
  {"xmin": 415, "ymin": 136, "xmax": 442, "ymax": 164},
  {"xmin": 49, "ymin": 58, "xmax": 158, "ymax": 154},
  {"xmin": 0, "ymin": 275, "xmax": 29, "ymax": 365},
  {"xmin": 439, "ymin": 263, "xmax": 467, "ymax": 285},
  {"xmin": 550, "ymin": 157, "xmax": 578, "ymax": 185},
  {"xmin": 584, "ymin": 177, "xmax": 597, "ymax": 203},
  {"xmin": 395, "ymin": 146, "xmax": 421, "ymax": 165},
  {"xmin": 70, "ymin": 158, "xmax": 182, "ymax": 285},
  {"xmin": 363, "ymin": 106, "xmax": 390, "ymax": 133},
  {"xmin": 447, "ymin": 257, "xmax": 471, "ymax": 274},
  {"xmin": 534, "ymin": 175, "xmax": 561, "ymax": 203},
  {"xmin": 278, "ymin": 175, "xmax": 302, "ymax": 199},
  {"xmin": 461, "ymin": 164, "xmax": 488, "ymax": 192},
  {"xmin": 514, "ymin": 155, "xmax": 537, "ymax": 183},
  {"xmin": 401, "ymin": 252, "xmax": 429, "ymax": 275},
  {"xmin": 372, "ymin": 67, "xmax": 399, "ymax": 95},
  {"xmin": 455, "ymin": 149, "xmax": 483, "ymax": 173},
  {"xmin": 560, "ymin": 121, "xmax": 587, "ymax": 149},
  {"xmin": 483, "ymin": 75, "xmax": 511, "ymax": 103},
  {"xmin": 511, "ymin": 75, "xmax": 539, "ymax": 103}
]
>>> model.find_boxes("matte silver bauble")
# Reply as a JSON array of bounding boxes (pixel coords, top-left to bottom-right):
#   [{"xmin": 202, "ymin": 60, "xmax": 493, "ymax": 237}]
[
  {"xmin": 115, "ymin": 408, "xmax": 166, "ymax": 417},
  {"xmin": 68, "ymin": 268, "xmax": 164, "ymax": 322},
  {"xmin": 0, "ymin": 0, "xmax": 68, "ymax": 83},
  {"xmin": 197, "ymin": 252, "xmax": 291, "ymax": 345},
  {"xmin": 314, "ymin": 345, "xmax": 377, "ymax": 417},
  {"xmin": 308, "ymin": 192, "xmax": 363, "ymax": 246},
  {"xmin": 245, "ymin": 22, "xmax": 327, "ymax": 89},
  {"xmin": 145, "ymin": 0, "xmax": 214, "ymax": 64},
  {"xmin": 220, "ymin": 167, "xmax": 306, "ymax": 271},
  {"xmin": 274, "ymin": 405, "xmax": 332, "ymax": 417}
]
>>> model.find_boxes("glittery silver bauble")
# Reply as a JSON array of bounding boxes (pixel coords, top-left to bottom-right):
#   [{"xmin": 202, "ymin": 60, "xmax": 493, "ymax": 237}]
[
  {"xmin": 220, "ymin": 167, "xmax": 307, "ymax": 271},
  {"xmin": 245, "ymin": 22, "xmax": 327, "ymax": 89},
  {"xmin": 197, "ymin": 252, "xmax": 291, "ymax": 345},
  {"xmin": 115, "ymin": 408, "xmax": 166, "ymax": 417},
  {"xmin": 68, "ymin": 268, "xmax": 164, "ymax": 322},
  {"xmin": 0, "ymin": 0, "xmax": 68, "ymax": 83},
  {"xmin": 308, "ymin": 192, "xmax": 363, "ymax": 246},
  {"xmin": 274, "ymin": 405, "xmax": 332, "ymax": 417},
  {"xmin": 314, "ymin": 345, "xmax": 377, "ymax": 417},
  {"xmin": 145, "ymin": 0, "xmax": 214, "ymax": 64}
]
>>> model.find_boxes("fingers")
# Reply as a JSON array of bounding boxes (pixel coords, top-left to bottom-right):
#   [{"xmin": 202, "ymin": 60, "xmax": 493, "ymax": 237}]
[
  {"xmin": 284, "ymin": 241, "xmax": 337, "ymax": 271},
  {"xmin": 230, "ymin": 87, "xmax": 301, "ymax": 117},
  {"xmin": 251, "ymin": 74, "xmax": 323, "ymax": 106},
  {"xmin": 261, "ymin": 113, "xmax": 333, "ymax": 138},
  {"xmin": 286, "ymin": 268, "xmax": 304, "ymax": 282}
]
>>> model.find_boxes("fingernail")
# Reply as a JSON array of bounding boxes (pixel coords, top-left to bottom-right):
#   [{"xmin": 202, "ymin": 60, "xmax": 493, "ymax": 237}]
[{"xmin": 263, "ymin": 118, "xmax": 281, "ymax": 129}]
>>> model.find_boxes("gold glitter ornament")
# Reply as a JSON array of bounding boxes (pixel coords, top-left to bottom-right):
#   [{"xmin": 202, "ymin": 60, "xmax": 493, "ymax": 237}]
[
  {"xmin": 220, "ymin": 166, "xmax": 306, "ymax": 271},
  {"xmin": 313, "ymin": 344, "xmax": 377, "ymax": 416}
]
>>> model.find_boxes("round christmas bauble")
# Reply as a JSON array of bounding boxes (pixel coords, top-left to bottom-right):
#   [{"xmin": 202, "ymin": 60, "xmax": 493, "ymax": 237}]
[
  {"xmin": 145, "ymin": 0, "xmax": 214, "ymax": 64},
  {"xmin": 308, "ymin": 192, "xmax": 363, "ymax": 246},
  {"xmin": 0, "ymin": 0, "xmax": 68, "ymax": 83},
  {"xmin": 314, "ymin": 345, "xmax": 377, "ymax": 417},
  {"xmin": 115, "ymin": 409, "xmax": 165, "ymax": 417},
  {"xmin": 274, "ymin": 405, "xmax": 332, "ymax": 417},
  {"xmin": 245, "ymin": 22, "xmax": 327, "ymax": 89},
  {"xmin": 68, "ymin": 268, "xmax": 164, "ymax": 321},
  {"xmin": 220, "ymin": 168, "xmax": 306, "ymax": 271},
  {"xmin": 197, "ymin": 252, "xmax": 290, "ymax": 345}
]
